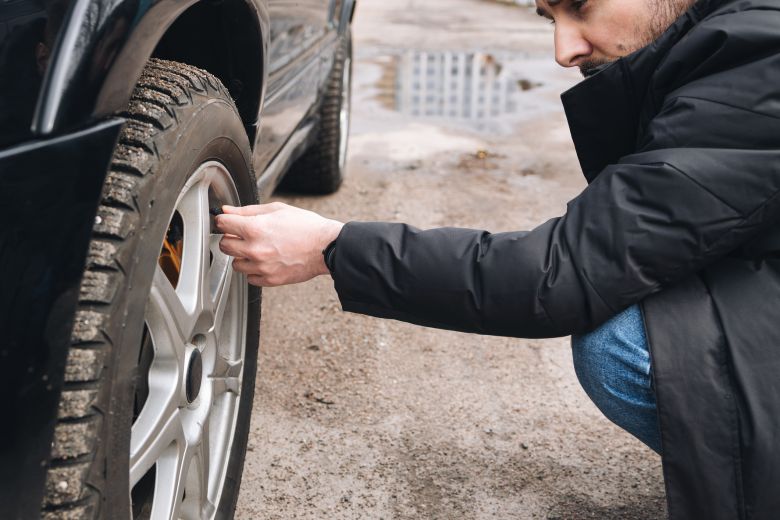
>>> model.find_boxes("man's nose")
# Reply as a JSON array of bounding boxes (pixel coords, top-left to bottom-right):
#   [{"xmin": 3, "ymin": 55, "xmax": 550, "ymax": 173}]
[{"xmin": 554, "ymin": 23, "xmax": 592, "ymax": 68}]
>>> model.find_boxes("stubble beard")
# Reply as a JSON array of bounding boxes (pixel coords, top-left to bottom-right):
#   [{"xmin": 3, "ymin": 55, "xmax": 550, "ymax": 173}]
[{"xmin": 579, "ymin": 0, "xmax": 695, "ymax": 77}]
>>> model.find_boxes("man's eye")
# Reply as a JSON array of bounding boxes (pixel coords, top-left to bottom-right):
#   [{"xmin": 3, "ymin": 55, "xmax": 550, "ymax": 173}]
[{"xmin": 572, "ymin": 0, "xmax": 588, "ymax": 11}]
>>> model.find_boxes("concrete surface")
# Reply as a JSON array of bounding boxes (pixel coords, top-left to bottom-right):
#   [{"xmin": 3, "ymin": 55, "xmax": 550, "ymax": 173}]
[{"xmin": 235, "ymin": 0, "xmax": 667, "ymax": 518}]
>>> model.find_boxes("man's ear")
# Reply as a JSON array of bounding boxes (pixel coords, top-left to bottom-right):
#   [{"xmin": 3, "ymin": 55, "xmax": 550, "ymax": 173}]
[{"xmin": 35, "ymin": 42, "xmax": 50, "ymax": 76}]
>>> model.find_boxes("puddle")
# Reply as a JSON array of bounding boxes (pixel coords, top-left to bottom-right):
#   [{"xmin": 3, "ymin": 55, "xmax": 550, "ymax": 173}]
[{"xmin": 371, "ymin": 50, "xmax": 560, "ymax": 125}]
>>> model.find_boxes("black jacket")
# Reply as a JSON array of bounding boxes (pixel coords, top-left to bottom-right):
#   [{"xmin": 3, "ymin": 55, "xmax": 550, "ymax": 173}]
[{"xmin": 330, "ymin": 0, "xmax": 780, "ymax": 517}]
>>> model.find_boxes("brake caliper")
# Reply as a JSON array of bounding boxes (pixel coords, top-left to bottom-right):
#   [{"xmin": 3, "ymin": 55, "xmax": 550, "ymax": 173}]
[{"xmin": 158, "ymin": 214, "xmax": 184, "ymax": 287}]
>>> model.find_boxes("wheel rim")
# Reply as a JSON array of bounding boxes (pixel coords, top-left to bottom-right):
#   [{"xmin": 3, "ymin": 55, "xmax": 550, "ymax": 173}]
[
  {"xmin": 338, "ymin": 55, "xmax": 352, "ymax": 171},
  {"xmin": 131, "ymin": 161, "xmax": 248, "ymax": 520}
]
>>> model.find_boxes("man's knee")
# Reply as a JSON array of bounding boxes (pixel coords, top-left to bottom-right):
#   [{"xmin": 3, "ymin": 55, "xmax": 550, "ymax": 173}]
[
  {"xmin": 570, "ymin": 305, "xmax": 653, "ymax": 424},
  {"xmin": 571, "ymin": 329, "xmax": 623, "ymax": 419},
  {"xmin": 569, "ymin": 305, "xmax": 663, "ymax": 453}
]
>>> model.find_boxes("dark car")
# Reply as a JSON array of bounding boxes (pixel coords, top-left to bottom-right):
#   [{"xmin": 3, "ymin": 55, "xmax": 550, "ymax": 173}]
[{"xmin": 0, "ymin": 0, "xmax": 354, "ymax": 518}]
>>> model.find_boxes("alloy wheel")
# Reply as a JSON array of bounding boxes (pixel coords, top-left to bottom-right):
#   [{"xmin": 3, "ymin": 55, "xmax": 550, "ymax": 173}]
[{"xmin": 130, "ymin": 161, "xmax": 248, "ymax": 520}]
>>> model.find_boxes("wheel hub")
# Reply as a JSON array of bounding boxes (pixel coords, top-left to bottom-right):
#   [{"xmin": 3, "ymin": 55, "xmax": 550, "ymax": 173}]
[{"xmin": 185, "ymin": 348, "xmax": 203, "ymax": 403}]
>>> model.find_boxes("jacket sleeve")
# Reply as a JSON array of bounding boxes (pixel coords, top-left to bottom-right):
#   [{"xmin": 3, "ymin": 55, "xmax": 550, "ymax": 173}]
[
  {"xmin": 331, "ymin": 13, "xmax": 780, "ymax": 339},
  {"xmin": 331, "ymin": 157, "xmax": 777, "ymax": 339}
]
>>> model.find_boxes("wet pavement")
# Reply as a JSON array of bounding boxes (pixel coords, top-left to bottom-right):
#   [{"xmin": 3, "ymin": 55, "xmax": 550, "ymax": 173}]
[
  {"xmin": 235, "ymin": 0, "xmax": 667, "ymax": 518},
  {"xmin": 378, "ymin": 50, "xmax": 544, "ymax": 120}
]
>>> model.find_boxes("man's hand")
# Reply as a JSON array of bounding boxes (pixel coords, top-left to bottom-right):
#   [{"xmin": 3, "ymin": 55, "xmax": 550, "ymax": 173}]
[{"xmin": 215, "ymin": 202, "xmax": 344, "ymax": 287}]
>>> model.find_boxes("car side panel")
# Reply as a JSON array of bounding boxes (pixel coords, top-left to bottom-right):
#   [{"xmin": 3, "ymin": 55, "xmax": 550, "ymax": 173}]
[
  {"xmin": 0, "ymin": 119, "xmax": 124, "ymax": 520},
  {"xmin": 267, "ymin": 0, "xmax": 327, "ymax": 72},
  {"xmin": 252, "ymin": 43, "xmax": 324, "ymax": 178},
  {"xmin": 252, "ymin": 0, "xmax": 330, "ymax": 177}
]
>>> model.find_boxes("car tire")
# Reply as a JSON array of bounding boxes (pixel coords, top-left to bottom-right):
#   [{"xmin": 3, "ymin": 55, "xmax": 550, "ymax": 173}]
[
  {"xmin": 280, "ymin": 28, "xmax": 353, "ymax": 194},
  {"xmin": 41, "ymin": 59, "xmax": 260, "ymax": 520}
]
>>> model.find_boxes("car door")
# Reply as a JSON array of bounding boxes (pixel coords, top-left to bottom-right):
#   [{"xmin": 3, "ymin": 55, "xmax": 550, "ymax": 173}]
[{"xmin": 253, "ymin": 0, "xmax": 330, "ymax": 173}]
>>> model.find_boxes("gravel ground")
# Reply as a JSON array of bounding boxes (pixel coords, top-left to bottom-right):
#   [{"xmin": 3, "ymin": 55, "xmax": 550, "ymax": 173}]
[{"xmin": 235, "ymin": 0, "xmax": 667, "ymax": 518}]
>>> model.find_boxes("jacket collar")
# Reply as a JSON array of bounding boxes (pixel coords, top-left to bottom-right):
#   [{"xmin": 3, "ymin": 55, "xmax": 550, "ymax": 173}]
[{"xmin": 561, "ymin": 0, "xmax": 731, "ymax": 183}]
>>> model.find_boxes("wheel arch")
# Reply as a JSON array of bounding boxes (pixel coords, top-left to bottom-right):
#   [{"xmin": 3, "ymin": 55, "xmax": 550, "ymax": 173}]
[
  {"xmin": 33, "ymin": 0, "xmax": 269, "ymax": 135},
  {"xmin": 151, "ymin": 0, "xmax": 266, "ymax": 129}
]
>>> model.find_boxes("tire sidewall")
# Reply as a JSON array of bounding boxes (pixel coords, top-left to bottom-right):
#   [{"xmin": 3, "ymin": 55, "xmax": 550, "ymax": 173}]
[{"xmin": 329, "ymin": 29, "xmax": 353, "ymax": 185}]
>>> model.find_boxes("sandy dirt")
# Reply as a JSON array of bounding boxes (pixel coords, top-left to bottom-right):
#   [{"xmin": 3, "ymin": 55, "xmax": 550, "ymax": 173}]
[{"xmin": 235, "ymin": 0, "xmax": 667, "ymax": 518}]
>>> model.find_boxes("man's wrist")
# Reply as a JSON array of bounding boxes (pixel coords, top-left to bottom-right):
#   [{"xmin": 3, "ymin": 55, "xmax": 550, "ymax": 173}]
[
  {"xmin": 317, "ymin": 220, "xmax": 345, "ymax": 276},
  {"xmin": 322, "ymin": 238, "xmax": 337, "ymax": 273}
]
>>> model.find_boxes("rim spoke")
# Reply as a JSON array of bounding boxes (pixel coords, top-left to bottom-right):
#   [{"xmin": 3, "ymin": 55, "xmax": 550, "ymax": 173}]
[
  {"xmin": 177, "ymin": 176, "xmax": 211, "ymax": 320},
  {"xmin": 210, "ymin": 354, "xmax": 243, "ymax": 397},
  {"xmin": 181, "ymin": 419, "xmax": 216, "ymax": 520},
  {"xmin": 131, "ymin": 399, "xmax": 184, "ymax": 487},
  {"xmin": 149, "ymin": 266, "xmax": 194, "ymax": 360},
  {"xmin": 209, "ymin": 234, "xmax": 234, "ymax": 335},
  {"xmin": 199, "ymin": 422, "xmax": 216, "ymax": 519},
  {"xmin": 150, "ymin": 440, "xmax": 192, "ymax": 520}
]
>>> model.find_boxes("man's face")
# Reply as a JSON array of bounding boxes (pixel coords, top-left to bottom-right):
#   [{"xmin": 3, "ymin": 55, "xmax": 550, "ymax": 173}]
[{"xmin": 535, "ymin": 0, "xmax": 693, "ymax": 76}]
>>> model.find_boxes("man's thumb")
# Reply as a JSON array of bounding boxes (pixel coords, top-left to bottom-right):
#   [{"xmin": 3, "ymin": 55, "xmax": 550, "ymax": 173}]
[{"xmin": 222, "ymin": 204, "xmax": 261, "ymax": 216}]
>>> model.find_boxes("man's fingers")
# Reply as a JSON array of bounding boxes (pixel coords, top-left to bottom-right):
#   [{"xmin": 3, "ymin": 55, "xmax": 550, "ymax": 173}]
[
  {"xmin": 215, "ymin": 213, "xmax": 253, "ymax": 238},
  {"xmin": 234, "ymin": 260, "xmax": 277, "ymax": 287},
  {"xmin": 247, "ymin": 274, "xmax": 269, "ymax": 287},
  {"xmin": 219, "ymin": 236, "xmax": 250, "ymax": 258},
  {"xmin": 222, "ymin": 202, "xmax": 287, "ymax": 216},
  {"xmin": 246, "ymin": 274, "xmax": 282, "ymax": 288},
  {"xmin": 221, "ymin": 204, "xmax": 262, "ymax": 216},
  {"xmin": 217, "ymin": 204, "xmax": 287, "ymax": 236},
  {"xmin": 231, "ymin": 257, "xmax": 254, "ymax": 274}
]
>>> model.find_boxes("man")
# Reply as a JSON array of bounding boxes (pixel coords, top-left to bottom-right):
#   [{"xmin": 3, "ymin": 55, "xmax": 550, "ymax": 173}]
[{"xmin": 217, "ymin": 0, "xmax": 780, "ymax": 517}]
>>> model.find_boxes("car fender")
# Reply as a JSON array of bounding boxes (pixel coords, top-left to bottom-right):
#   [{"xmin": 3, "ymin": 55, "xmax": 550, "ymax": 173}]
[{"xmin": 33, "ymin": 0, "xmax": 270, "ymax": 135}]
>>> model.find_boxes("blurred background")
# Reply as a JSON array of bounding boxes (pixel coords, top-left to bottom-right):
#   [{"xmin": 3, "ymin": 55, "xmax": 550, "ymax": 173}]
[{"xmin": 236, "ymin": 0, "xmax": 666, "ymax": 518}]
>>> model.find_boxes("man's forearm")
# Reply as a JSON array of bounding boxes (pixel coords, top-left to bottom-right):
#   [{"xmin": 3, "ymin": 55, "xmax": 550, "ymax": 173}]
[{"xmin": 330, "ymin": 220, "xmax": 604, "ymax": 338}]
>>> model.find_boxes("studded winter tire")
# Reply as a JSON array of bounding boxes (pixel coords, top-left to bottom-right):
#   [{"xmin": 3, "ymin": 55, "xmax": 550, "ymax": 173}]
[{"xmin": 41, "ymin": 59, "xmax": 260, "ymax": 520}]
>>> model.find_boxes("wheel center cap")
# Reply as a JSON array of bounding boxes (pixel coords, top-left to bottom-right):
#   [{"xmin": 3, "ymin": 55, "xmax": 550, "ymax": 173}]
[{"xmin": 185, "ymin": 348, "xmax": 203, "ymax": 403}]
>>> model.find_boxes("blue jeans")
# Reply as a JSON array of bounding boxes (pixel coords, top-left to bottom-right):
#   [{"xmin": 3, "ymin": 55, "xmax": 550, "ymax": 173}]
[{"xmin": 571, "ymin": 304, "xmax": 662, "ymax": 454}]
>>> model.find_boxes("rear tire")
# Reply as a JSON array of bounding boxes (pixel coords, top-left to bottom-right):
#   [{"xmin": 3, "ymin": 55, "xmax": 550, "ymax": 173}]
[
  {"xmin": 41, "ymin": 59, "xmax": 260, "ymax": 520},
  {"xmin": 281, "ymin": 29, "xmax": 353, "ymax": 194}
]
